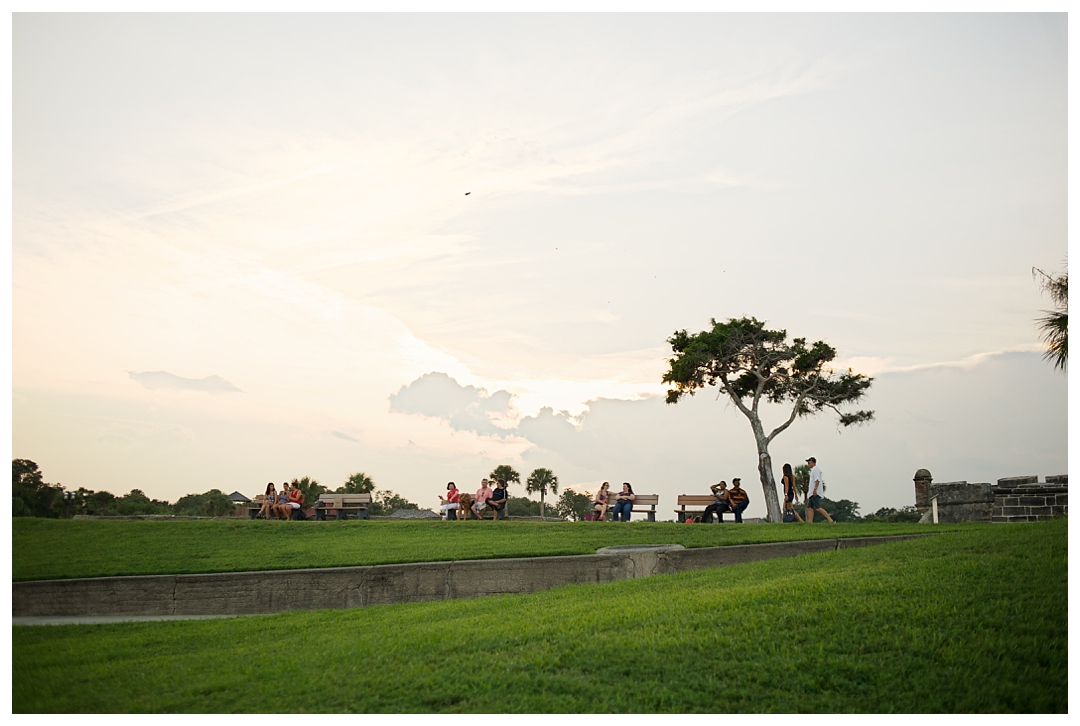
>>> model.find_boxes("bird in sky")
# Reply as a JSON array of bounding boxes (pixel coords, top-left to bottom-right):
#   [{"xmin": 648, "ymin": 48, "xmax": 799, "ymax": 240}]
[{"xmin": 465, "ymin": 192, "xmax": 471, "ymax": 195}]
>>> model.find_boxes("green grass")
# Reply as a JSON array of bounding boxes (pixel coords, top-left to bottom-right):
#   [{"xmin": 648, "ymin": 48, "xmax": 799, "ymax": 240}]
[
  {"xmin": 13, "ymin": 517, "xmax": 967, "ymax": 581},
  {"xmin": 13, "ymin": 519, "xmax": 1066, "ymax": 713}
]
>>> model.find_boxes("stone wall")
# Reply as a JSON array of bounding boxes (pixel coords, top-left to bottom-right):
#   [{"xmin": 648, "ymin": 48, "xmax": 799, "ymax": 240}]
[
  {"xmin": 14, "ymin": 536, "xmax": 930, "ymax": 618},
  {"xmin": 915, "ymin": 473, "xmax": 1067, "ymax": 523},
  {"xmin": 992, "ymin": 479, "xmax": 1069, "ymax": 523}
]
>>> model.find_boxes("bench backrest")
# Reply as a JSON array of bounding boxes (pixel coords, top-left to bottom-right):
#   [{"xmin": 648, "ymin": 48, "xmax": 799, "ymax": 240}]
[
  {"xmin": 619, "ymin": 494, "xmax": 658, "ymax": 507},
  {"xmin": 317, "ymin": 493, "xmax": 373, "ymax": 506},
  {"xmin": 676, "ymin": 495, "xmax": 719, "ymax": 508}
]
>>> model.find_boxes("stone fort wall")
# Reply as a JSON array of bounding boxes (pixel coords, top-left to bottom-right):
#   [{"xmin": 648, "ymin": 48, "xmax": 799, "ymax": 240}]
[{"xmin": 912, "ymin": 470, "xmax": 1067, "ymax": 524}]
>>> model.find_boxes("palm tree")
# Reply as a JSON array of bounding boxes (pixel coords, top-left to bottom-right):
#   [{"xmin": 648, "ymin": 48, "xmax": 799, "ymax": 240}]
[
  {"xmin": 525, "ymin": 468, "xmax": 559, "ymax": 520},
  {"xmin": 337, "ymin": 472, "xmax": 375, "ymax": 494},
  {"xmin": 489, "ymin": 465, "xmax": 521, "ymax": 488},
  {"xmin": 1033, "ymin": 266, "xmax": 1067, "ymax": 371}
]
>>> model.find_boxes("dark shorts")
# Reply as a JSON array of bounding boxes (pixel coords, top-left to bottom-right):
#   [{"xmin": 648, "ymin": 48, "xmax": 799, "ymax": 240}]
[
  {"xmin": 808, "ymin": 494, "xmax": 822, "ymax": 509},
  {"xmin": 785, "ymin": 489, "xmax": 795, "ymax": 503}
]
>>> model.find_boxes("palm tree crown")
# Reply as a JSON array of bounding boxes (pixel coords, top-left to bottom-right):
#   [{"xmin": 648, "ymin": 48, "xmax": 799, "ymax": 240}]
[{"xmin": 1034, "ymin": 266, "xmax": 1067, "ymax": 371}]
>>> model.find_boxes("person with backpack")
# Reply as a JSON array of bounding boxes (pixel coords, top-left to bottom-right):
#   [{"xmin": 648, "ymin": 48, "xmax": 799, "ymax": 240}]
[{"xmin": 728, "ymin": 478, "xmax": 750, "ymax": 523}]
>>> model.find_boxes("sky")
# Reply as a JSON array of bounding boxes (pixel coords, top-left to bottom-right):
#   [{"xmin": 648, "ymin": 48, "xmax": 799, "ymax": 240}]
[{"xmin": 10, "ymin": 13, "xmax": 1069, "ymax": 519}]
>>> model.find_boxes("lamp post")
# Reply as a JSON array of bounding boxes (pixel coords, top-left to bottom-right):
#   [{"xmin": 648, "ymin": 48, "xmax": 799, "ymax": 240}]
[{"xmin": 63, "ymin": 491, "xmax": 74, "ymax": 519}]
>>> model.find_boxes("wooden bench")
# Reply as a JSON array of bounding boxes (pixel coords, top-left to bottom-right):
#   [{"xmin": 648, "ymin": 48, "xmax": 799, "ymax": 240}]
[
  {"xmin": 605, "ymin": 494, "xmax": 659, "ymax": 522},
  {"xmin": 247, "ymin": 494, "xmax": 280, "ymax": 519},
  {"xmin": 675, "ymin": 494, "xmax": 731, "ymax": 523},
  {"xmin": 315, "ymin": 493, "xmax": 372, "ymax": 520}
]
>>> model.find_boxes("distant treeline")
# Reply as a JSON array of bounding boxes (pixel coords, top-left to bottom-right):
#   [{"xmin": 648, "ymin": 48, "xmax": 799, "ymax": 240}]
[{"xmin": 11, "ymin": 459, "xmax": 426, "ymax": 519}]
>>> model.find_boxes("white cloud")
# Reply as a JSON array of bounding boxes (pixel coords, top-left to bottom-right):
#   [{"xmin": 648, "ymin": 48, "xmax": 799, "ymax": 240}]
[{"xmin": 127, "ymin": 371, "xmax": 241, "ymax": 394}]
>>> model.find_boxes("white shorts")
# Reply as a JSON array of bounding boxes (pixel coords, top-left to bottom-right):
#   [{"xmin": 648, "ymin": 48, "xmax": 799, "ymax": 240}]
[{"xmin": 288, "ymin": 502, "xmax": 300, "ymax": 509}]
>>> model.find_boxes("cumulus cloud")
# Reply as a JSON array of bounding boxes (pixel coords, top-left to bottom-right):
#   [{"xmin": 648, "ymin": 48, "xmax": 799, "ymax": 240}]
[
  {"xmin": 127, "ymin": 370, "xmax": 241, "ymax": 393},
  {"xmin": 389, "ymin": 372, "xmax": 518, "ymax": 437}
]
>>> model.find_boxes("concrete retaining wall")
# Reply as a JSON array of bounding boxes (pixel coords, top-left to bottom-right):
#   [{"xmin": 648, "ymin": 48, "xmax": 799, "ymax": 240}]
[{"xmin": 12, "ymin": 535, "xmax": 929, "ymax": 618}]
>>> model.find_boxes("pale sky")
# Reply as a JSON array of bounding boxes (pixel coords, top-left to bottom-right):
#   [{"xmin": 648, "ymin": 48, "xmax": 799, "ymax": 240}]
[{"xmin": 11, "ymin": 13, "xmax": 1068, "ymax": 518}]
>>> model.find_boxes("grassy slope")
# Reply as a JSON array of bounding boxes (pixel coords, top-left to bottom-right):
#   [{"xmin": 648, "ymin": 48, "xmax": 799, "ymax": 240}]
[
  {"xmin": 12, "ymin": 517, "xmax": 967, "ymax": 581},
  {"xmin": 12, "ymin": 519, "xmax": 1066, "ymax": 713}
]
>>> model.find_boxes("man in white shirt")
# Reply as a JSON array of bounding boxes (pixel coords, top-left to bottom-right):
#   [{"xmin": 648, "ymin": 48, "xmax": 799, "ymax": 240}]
[{"xmin": 804, "ymin": 457, "xmax": 835, "ymax": 524}]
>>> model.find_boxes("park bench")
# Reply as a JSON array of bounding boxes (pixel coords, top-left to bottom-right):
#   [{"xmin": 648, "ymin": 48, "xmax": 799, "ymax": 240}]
[
  {"xmin": 675, "ymin": 494, "xmax": 730, "ymax": 522},
  {"xmin": 315, "ymin": 493, "xmax": 372, "ymax": 520},
  {"xmin": 605, "ymin": 494, "xmax": 659, "ymax": 522},
  {"xmin": 246, "ymin": 494, "xmax": 281, "ymax": 519}
]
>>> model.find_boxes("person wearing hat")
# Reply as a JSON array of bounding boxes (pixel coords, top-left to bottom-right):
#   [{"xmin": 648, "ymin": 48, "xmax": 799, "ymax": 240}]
[
  {"xmin": 804, "ymin": 457, "xmax": 834, "ymax": 523},
  {"xmin": 728, "ymin": 478, "xmax": 750, "ymax": 523}
]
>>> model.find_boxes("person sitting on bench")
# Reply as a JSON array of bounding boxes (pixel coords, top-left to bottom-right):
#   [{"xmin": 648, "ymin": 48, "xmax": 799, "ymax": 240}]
[
  {"xmin": 471, "ymin": 478, "xmax": 494, "ymax": 519},
  {"xmin": 486, "ymin": 479, "xmax": 508, "ymax": 519},
  {"xmin": 728, "ymin": 478, "xmax": 750, "ymax": 523},
  {"xmin": 703, "ymin": 481, "xmax": 730, "ymax": 523},
  {"xmin": 439, "ymin": 481, "xmax": 460, "ymax": 520},
  {"xmin": 257, "ymin": 482, "xmax": 277, "ymax": 519},
  {"xmin": 286, "ymin": 483, "xmax": 305, "ymax": 519}
]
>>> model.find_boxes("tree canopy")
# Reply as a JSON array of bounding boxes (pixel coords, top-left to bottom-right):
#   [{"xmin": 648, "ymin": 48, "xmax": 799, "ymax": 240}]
[
  {"xmin": 663, "ymin": 316, "xmax": 873, "ymax": 522},
  {"xmin": 555, "ymin": 487, "xmax": 592, "ymax": 521},
  {"xmin": 336, "ymin": 472, "xmax": 375, "ymax": 494}
]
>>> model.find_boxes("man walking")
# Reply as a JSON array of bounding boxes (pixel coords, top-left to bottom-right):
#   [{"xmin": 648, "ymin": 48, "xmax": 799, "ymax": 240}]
[{"xmin": 804, "ymin": 457, "xmax": 835, "ymax": 523}]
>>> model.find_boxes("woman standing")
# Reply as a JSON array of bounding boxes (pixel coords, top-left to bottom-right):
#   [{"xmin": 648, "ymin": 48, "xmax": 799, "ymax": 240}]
[
  {"xmin": 439, "ymin": 482, "xmax": 460, "ymax": 520},
  {"xmin": 591, "ymin": 482, "xmax": 610, "ymax": 521},
  {"xmin": 781, "ymin": 463, "xmax": 803, "ymax": 522},
  {"xmin": 611, "ymin": 482, "xmax": 635, "ymax": 522}
]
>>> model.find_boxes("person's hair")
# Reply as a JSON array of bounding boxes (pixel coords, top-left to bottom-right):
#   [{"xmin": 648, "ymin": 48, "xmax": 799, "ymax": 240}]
[
  {"xmin": 498, "ymin": 479, "xmax": 506, "ymax": 487},
  {"xmin": 447, "ymin": 482, "xmax": 456, "ymax": 490},
  {"xmin": 265, "ymin": 482, "xmax": 275, "ymax": 495},
  {"xmin": 600, "ymin": 481, "xmax": 609, "ymax": 489},
  {"xmin": 622, "ymin": 482, "xmax": 633, "ymax": 494},
  {"xmin": 782, "ymin": 463, "xmax": 794, "ymax": 488}
]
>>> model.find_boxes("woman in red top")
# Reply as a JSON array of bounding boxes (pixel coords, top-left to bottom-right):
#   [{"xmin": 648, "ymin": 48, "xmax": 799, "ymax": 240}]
[
  {"xmin": 286, "ymin": 484, "xmax": 304, "ymax": 519},
  {"xmin": 439, "ymin": 482, "xmax": 460, "ymax": 520}
]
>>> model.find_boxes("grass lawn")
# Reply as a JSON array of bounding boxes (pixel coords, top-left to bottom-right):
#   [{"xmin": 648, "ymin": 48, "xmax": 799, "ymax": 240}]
[
  {"xmin": 12, "ymin": 518, "xmax": 1066, "ymax": 713},
  {"xmin": 13, "ymin": 517, "xmax": 967, "ymax": 581}
]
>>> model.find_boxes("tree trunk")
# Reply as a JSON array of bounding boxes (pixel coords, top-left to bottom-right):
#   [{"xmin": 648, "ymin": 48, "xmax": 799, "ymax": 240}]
[
  {"xmin": 540, "ymin": 490, "xmax": 545, "ymax": 520},
  {"xmin": 750, "ymin": 417, "xmax": 783, "ymax": 522}
]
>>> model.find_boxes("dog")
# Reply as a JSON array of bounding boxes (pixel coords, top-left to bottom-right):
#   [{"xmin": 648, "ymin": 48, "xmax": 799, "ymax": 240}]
[{"xmin": 456, "ymin": 493, "xmax": 473, "ymax": 520}]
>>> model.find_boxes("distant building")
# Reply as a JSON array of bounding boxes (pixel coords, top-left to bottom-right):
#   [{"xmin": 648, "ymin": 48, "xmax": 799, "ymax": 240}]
[{"xmin": 228, "ymin": 491, "xmax": 251, "ymax": 504}]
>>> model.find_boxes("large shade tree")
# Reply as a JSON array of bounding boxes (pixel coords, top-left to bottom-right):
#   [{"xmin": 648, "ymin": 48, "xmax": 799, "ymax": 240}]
[
  {"xmin": 662, "ymin": 317, "xmax": 873, "ymax": 522},
  {"xmin": 1033, "ymin": 265, "xmax": 1067, "ymax": 371}
]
